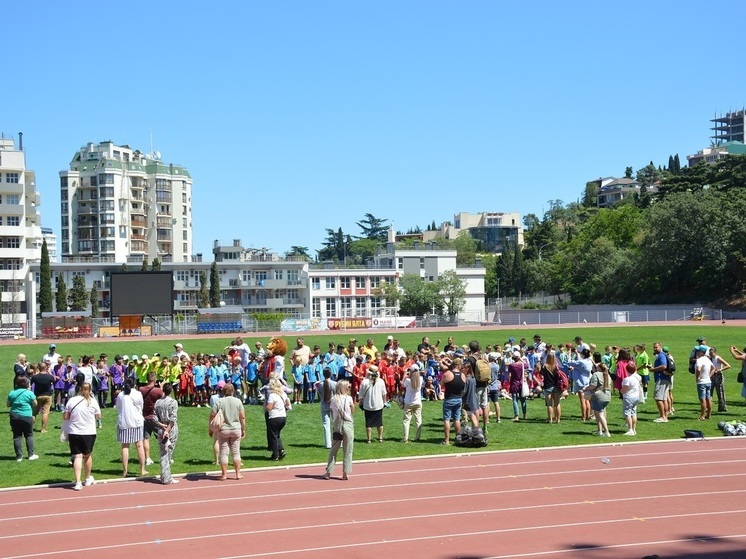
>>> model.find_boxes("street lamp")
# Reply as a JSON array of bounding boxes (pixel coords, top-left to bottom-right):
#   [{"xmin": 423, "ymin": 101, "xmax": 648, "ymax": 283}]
[{"xmin": 538, "ymin": 243, "xmax": 551, "ymax": 260}]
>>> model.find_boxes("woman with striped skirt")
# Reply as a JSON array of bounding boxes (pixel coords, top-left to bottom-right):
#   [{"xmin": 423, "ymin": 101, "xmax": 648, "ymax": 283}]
[{"xmin": 115, "ymin": 379, "xmax": 147, "ymax": 477}]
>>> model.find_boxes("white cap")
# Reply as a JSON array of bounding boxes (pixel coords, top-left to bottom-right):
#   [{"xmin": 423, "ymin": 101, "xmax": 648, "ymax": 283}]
[{"xmin": 387, "ymin": 335, "xmax": 393, "ymax": 340}]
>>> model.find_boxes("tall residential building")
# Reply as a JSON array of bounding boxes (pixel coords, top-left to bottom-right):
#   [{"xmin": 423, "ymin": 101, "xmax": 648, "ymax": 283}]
[
  {"xmin": 711, "ymin": 109, "xmax": 746, "ymax": 144},
  {"xmin": 41, "ymin": 227, "xmax": 58, "ymax": 261},
  {"xmin": 0, "ymin": 133, "xmax": 42, "ymax": 327},
  {"xmin": 60, "ymin": 141, "xmax": 193, "ymax": 264}
]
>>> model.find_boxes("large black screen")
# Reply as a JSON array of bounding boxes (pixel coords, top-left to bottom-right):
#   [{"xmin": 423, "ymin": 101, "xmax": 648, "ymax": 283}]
[{"xmin": 110, "ymin": 272, "xmax": 174, "ymax": 316}]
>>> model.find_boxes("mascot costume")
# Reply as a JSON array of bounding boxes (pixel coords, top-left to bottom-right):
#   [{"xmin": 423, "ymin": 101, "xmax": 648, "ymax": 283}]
[{"xmin": 260, "ymin": 337, "xmax": 287, "ymax": 384}]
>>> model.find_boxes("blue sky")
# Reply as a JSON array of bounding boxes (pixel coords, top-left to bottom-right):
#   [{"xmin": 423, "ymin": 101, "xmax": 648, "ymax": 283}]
[{"xmin": 5, "ymin": 1, "xmax": 746, "ymax": 259}]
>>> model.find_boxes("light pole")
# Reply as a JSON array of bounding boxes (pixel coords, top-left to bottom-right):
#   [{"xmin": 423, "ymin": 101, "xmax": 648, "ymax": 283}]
[
  {"xmin": 497, "ymin": 277, "xmax": 501, "ymax": 324},
  {"xmin": 538, "ymin": 242, "xmax": 551, "ymax": 260}
]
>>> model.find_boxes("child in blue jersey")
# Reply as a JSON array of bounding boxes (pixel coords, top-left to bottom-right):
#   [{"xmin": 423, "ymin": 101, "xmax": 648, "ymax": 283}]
[
  {"xmin": 207, "ymin": 357, "xmax": 220, "ymax": 395},
  {"xmin": 305, "ymin": 357, "xmax": 322, "ymax": 403},
  {"xmin": 292, "ymin": 360, "xmax": 305, "ymax": 404},
  {"xmin": 245, "ymin": 354, "xmax": 259, "ymax": 404},
  {"xmin": 193, "ymin": 357, "xmax": 208, "ymax": 407}
]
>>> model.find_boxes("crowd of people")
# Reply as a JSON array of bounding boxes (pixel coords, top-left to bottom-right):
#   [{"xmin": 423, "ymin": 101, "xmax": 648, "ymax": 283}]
[{"xmin": 8, "ymin": 333, "xmax": 746, "ymax": 487}]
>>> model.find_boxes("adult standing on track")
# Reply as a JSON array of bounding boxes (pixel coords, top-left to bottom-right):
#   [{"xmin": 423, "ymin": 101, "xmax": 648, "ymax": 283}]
[
  {"xmin": 316, "ymin": 367, "xmax": 337, "ymax": 449},
  {"xmin": 585, "ymin": 352, "xmax": 611, "ymax": 437},
  {"xmin": 115, "ymin": 379, "xmax": 147, "ymax": 478},
  {"xmin": 139, "ymin": 372, "xmax": 164, "ymax": 467},
  {"xmin": 30, "ymin": 362, "xmax": 55, "ymax": 434},
  {"xmin": 508, "ymin": 351, "xmax": 528, "ymax": 422},
  {"xmin": 401, "ymin": 364, "xmax": 422, "ymax": 443},
  {"xmin": 7, "ymin": 376, "xmax": 38, "ymax": 462},
  {"xmin": 154, "ymin": 383, "xmax": 179, "ymax": 485},
  {"xmin": 358, "ymin": 365, "xmax": 387, "ymax": 444},
  {"xmin": 64, "ymin": 382, "xmax": 101, "ymax": 491},
  {"xmin": 441, "ymin": 357, "xmax": 464, "ymax": 445},
  {"xmin": 265, "ymin": 378, "xmax": 292, "ymax": 461},
  {"xmin": 210, "ymin": 382, "xmax": 245, "ymax": 480},
  {"xmin": 324, "ymin": 379, "xmax": 354, "ymax": 480},
  {"xmin": 650, "ymin": 342, "xmax": 672, "ymax": 422},
  {"xmin": 709, "ymin": 347, "xmax": 731, "ymax": 413},
  {"xmin": 728, "ymin": 345, "xmax": 746, "ymax": 404}
]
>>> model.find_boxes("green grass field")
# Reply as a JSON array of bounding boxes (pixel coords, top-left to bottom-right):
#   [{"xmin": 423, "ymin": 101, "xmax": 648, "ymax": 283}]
[{"xmin": 2, "ymin": 324, "xmax": 745, "ymax": 489}]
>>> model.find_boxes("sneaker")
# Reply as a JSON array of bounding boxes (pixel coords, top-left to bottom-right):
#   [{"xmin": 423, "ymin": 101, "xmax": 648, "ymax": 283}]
[
  {"xmin": 653, "ymin": 417, "xmax": 668, "ymax": 423},
  {"xmin": 623, "ymin": 430, "xmax": 636, "ymax": 436},
  {"xmin": 28, "ymin": 454, "xmax": 39, "ymax": 461},
  {"xmin": 16, "ymin": 457, "xmax": 22, "ymax": 462},
  {"xmin": 84, "ymin": 476, "xmax": 95, "ymax": 487},
  {"xmin": 73, "ymin": 482, "xmax": 82, "ymax": 491},
  {"xmin": 196, "ymin": 404, "xmax": 201, "ymax": 408},
  {"xmin": 163, "ymin": 479, "xmax": 180, "ymax": 485},
  {"xmin": 145, "ymin": 458, "xmax": 154, "ymax": 466},
  {"xmin": 602, "ymin": 432, "xmax": 611, "ymax": 438}
]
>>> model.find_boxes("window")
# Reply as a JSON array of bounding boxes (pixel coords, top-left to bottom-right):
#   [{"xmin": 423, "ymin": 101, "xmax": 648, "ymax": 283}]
[
  {"xmin": 325, "ymin": 298, "xmax": 336, "ymax": 316},
  {"xmin": 356, "ymin": 298, "xmax": 366, "ymax": 314},
  {"xmin": 0, "ymin": 217, "xmax": 3, "ymax": 226},
  {"xmin": 101, "ymin": 240, "xmax": 115, "ymax": 252},
  {"xmin": 7, "ymin": 216, "xmax": 19, "ymax": 226},
  {"xmin": 242, "ymin": 270, "xmax": 251, "ymax": 283},
  {"xmin": 60, "ymin": 177, "xmax": 68, "ymax": 188},
  {"xmin": 99, "ymin": 200, "xmax": 114, "ymax": 211},
  {"xmin": 420, "ymin": 258, "xmax": 425, "ymax": 270},
  {"xmin": 182, "ymin": 230, "xmax": 188, "ymax": 240},
  {"xmin": 177, "ymin": 271, "xmax": 188, "ymax": 282},
  {"xmin": 119, "ymin": 226, "xmax": 127, "ymax": 238},
  {"xmin": 370, "ymin": 297, "xmax": 381, "ymax": 310},
  {"xmin": 370, "ymin": 276, "xmax": 381, "ymax": 288},
  {"xmin": 61, "ymin": 229, "xmax": 69, "ymax": 240},
  {"xmin": 99, "ymin": 187, "xmax": 114, "ymax": 198},
  {"xmin": 61, "ymin": 189, "xmax": 68, "ymax": 199},
  {"xmin": 341, "ymin": 297, "xmax": 352, "ymax": 312},
  {"xmin": 311, "ymin": 277, "xmax": 320, "ymax": 290},
  {"xmin": 340, "ymin": 276, "xmax": 350, "ymax": 289},
  {"xmin": 6, "ymin": 194, "xmax": 20, "ymax": 205},
  {"xmin": 183, "ymin": 243, "xmax": 188, "ymax": 253},
  {"xmin": 5, "ymin": 172, "xmax": 19, "ymax": 183},
  {"xmin": 100, "ymin": 227, "xmax": 115, "ymax": 237},
  {"xmin": 325, "ymin": 277, "xmax": 336, "ymax": 289},
  {"xmin": 397, "ymin": 258, "xmax": 403, "ymax": 270},
  {"xmin": 72, "ymin": 271, "xmax": 86, "ymax": 277},
  {"xmin": 182, "ymin": 193, "xmax": 187, "ymax": 203},
  {"xmin": 288, "ymin": 269, "xmax": 300, "ymax": 285},
  {"xmin": 101, "ymin": 213, "xmax": 115, "ymax": 224},
  {"xmin": 312, "ymin": 298, "xmax": 321, "ymax": 317},
  {"xmin": 355, "ymin": 277, "xmax": 365, "ymax": 289},
  {"xmin": 90, "ymin": 176, "xmax": 98, "ymax": 187},
  {"xmin": 5, "ymin": 237, "xmax": 19, "ymax": 248},
  {"xmin": 288, "ymin": 289, "xmax": 299, "ymax": 301},
  {"xmin": 274, "ymin": 269, "xmax": 283, "ymax": 280},
  {"xmin": 98, "ymin": 173, "xmax": 114, "ymax": 185},
  {"xmin": 183, "ymin": 217, "xmax": 187, "ymax": 227},
  {"xmin": 255, "ymin": 271, "xmax": 268, "ymax": 283}
]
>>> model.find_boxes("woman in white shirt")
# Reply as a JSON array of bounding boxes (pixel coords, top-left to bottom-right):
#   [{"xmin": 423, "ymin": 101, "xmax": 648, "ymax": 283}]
[
  {"xmin": 64, "ymin": 382, "xmax": 101, "ymax": 491},
  {"xmin": 358, "ymin": 366, "xmax": 387, "ymax": 443},
  {"xmin": 265, "ymin": 378, "xmax": 292, "ymax": 461},
  {"xmin": 115, "ymin": 379, "xmax": 147, "ymax": 477},
  {"xmin": 401, "ymin": 365, "xmax": 422, "ymax": 442},
  {"xmin": 324, "ymin": 380, "xmax": 354, "ymax": 480}
]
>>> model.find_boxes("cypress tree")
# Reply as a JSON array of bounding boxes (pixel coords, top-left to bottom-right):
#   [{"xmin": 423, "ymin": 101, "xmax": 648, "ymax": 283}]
[
  {"xmin": 209, "ymin": 262, "xmax": 221, "ymax": 307},
  {"xmin": 38, "ymin": 240, "xmax": 53, "ymax": 313}
]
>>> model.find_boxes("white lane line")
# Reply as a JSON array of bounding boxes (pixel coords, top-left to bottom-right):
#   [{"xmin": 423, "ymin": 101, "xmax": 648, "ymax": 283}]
[{"xmin": 2, "ymin": 460, "xmax": 745, "ymax": 523}]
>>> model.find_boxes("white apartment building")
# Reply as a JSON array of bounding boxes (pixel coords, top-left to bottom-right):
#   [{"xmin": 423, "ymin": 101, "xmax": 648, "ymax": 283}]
[
  {"xmin": 60, "ymin": 141, "xmax": 193, "ymax": 264},
  {"xmin": 0, "ymin": 134, "xmax": 42, "ymax": 329},
  {"xmin": 41, "ymin": 227, "xmax": 58, "ymax": 261},
  {"xmin": 422, "ymin": 211, "xmax": 524, "ymax": 253}
]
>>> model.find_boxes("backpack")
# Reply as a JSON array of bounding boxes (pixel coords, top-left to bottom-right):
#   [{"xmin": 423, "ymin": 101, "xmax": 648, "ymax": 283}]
[
  {"xmin": 665, "ymin": 354, "xmax": 676, "ymax": 375},
  {"xmin": 688, "ymin": 350, "xmax": 696, "ymax": 374},
  {"xmin": 475, "ymin": 358, "xmax": 492, "ymax": 383},
  {"xmin": 556, "ymin": 369, "xmax": 569, "ymax": 392}
]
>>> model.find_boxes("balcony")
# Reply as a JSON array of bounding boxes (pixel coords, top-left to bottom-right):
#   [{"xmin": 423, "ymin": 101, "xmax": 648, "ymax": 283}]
[{"xmin": 131, "ymin": 217, "xmax": 146, "ymax": 227}]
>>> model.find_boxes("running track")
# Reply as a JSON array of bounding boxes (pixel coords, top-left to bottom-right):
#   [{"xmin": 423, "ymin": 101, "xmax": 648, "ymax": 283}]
[{"xmin": 1, "ymin": 437, "xmax": 745, "ymax": 559}]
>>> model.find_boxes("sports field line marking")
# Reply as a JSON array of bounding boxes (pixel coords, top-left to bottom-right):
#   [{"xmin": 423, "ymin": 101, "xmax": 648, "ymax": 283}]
[
  {"xmin": 0, "ymin": 478, "xmax": 746, "ymax": 543},
  {"xmin": 483, "ymin": 533, "xmax": 746, "ymax": 558},
  {"xmin": 1, "ymin": 441, "xmax": 741, "ymax": 508},
  {"xmin": 215, "ymin": 509, "xmax": 746, "ymax": 559},
  {"xmin": 2, "ymin": 458, "xmax": 744, "ymax": 523}
]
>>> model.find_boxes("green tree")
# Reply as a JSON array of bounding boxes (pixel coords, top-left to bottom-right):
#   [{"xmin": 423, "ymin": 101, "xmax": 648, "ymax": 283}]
[
  {"xmin": 673, "ymin": 154, "xmax": 681, "ymax": 174},
  {"xmin": 582, "ymin": 181, "xmax": 598, "ymax": 207},
  {"xmin": 55, "ymin": 276, "xmax": 68, "ymax": 312},
  {"xmin": 197, "ymin": 271, "xmax": 209, "ymax": 308},
  {"xmin": 438, "ymin": 270, "xmax": 467, "ymax": 317},
  {"xmin": 285, "ymin": 246, "xmax": 310, "ymax": 259},
  {"xmin": 453, "ymin": 231, "xmax": 477, "ymax": 267},
  {"xmin": 624, "ymin": 166, "xmax": 633, "ymax": 179},
  {"xmin": 89, "ymin": 286, "xmax": 99, "ymax": 318},
  {"xmin": 318, "ymin": 227, "xmax": 347, "ymax": 261},
  {"xmin": 209, "ymin": 262, "xmax": 221, "ymax": 308},
  {"xmin": 356, "ymin": 213, "xmax": 389, "ymax": 242},
  {"xmin": 496, "ymin": 243, "xmax": 514, "ymax": 297},
  {"xmin": 512, "ymin": 244, "xmax": 526, "ymax": 296},
  {"xmin": 141, "ymin": 259, "xmax": 148, "ymax": 272},
  {"xmin": 347, "ymin": 238, "xmax": 378, "ymax": 265},
  {"xmin": 120, "ymin": 263, "xmax": 128, "ymax": 271},
  {"xmin": 68, "ymin": 276, "xmax": 88, "ymax": 311},
  {"xmin": 397, "ymin": 274, "xmax": 443, "ymax": 316},
  {"xmin": 372, "ymin": 277, "xmax": 401, "ymax": 307},
  {"xmin": 38, "ymin": 239, "xmax": 53, "ymax": 313},
  {"xmin": 151, "ymin": 258, "xmax": 161, "ymax": 271}
]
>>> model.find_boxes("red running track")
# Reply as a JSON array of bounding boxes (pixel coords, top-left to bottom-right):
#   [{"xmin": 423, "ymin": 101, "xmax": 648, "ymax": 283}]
[{"xmin": 1, "ymin": 438, "xmax": 745, "ymax": 559}]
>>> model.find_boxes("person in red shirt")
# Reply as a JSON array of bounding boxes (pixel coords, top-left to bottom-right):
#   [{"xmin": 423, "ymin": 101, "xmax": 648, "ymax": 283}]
[{"xmin": 352, "ymin": 356, "xmax": 367, "ymax": 401}]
